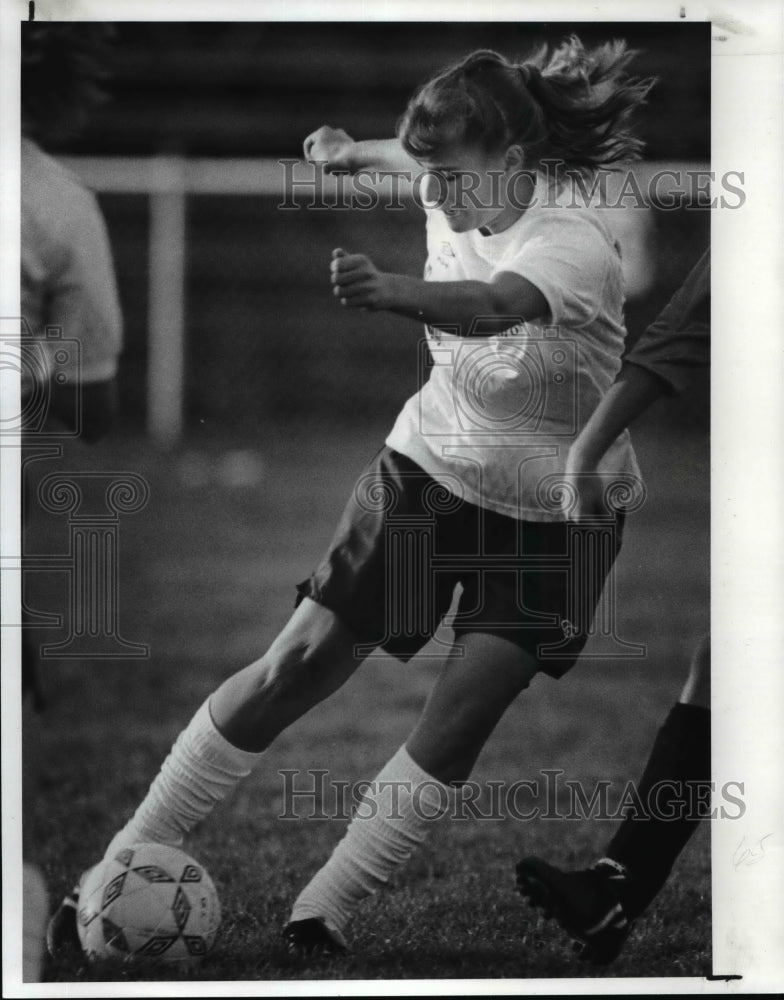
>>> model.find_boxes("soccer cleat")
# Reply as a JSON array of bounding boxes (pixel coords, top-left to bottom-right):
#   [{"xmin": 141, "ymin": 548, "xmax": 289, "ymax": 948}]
[
  {"xmin": 45, "ymin": 889, "xmax": 81, "ymax": 960},
  {"xmin": 516, "ymin": 856, "xmax": 633, "ymax": 964},
  {"xmin": 282, "ymin": 918, "xmax": 348, "ymax": 960}
]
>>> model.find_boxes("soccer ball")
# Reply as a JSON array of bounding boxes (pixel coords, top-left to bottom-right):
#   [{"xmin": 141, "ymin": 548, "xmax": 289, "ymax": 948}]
[{"xmin": 76, "ymin": 843, "xmax": 221, "ymax": 966}]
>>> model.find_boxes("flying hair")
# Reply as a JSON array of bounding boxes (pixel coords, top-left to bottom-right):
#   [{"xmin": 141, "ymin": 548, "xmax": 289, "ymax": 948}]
[{"xmin": 398, "ymin": 35, "xmax": 657, "ymax": 179}]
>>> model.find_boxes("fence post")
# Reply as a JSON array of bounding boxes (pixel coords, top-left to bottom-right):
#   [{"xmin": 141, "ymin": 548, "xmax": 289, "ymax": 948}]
[{"xmin": 147, "ymin": 155, "xmax": 187, "ymax": 449}]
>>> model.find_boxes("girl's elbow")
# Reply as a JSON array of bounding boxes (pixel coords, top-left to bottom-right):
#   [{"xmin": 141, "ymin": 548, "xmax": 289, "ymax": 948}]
[{"xmin": 485, "ymin": 288, "xmax": 531, "ymax": 329}]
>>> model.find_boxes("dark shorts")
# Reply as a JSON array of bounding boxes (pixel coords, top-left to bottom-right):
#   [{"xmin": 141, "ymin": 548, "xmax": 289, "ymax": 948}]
[{"xmin": 296, "ymin": 447, "xmax": 625, "ymax": 678}]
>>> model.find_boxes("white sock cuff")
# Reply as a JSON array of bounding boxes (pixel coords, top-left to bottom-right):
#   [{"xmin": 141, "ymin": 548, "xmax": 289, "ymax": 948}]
[
  {"xmin": 186, "ymin": 699, "xmax": 264, "ymax": 774},
  {"xmin": 377, "ymin": 744, "xmax": 454, "ymax": 818}
]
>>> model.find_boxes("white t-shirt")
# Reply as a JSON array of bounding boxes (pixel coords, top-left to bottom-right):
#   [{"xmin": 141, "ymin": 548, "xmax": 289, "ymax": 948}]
[
  {"xmin": 21, "ymin": 137, "xmax": 123, "ymax": 384},
  {"xmin": 386, "ymin": 175, "xmax": 641, "ymax": 522}
]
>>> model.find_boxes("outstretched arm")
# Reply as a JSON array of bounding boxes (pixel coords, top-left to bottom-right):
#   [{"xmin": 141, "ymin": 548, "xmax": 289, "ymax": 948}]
[
  {"xmin": 303, "ymin": 126, "xmax": 419, "ymax": 175},
  {"xmin": 330, "ymin": 249, "xmax": 548, "ymax": 333}
]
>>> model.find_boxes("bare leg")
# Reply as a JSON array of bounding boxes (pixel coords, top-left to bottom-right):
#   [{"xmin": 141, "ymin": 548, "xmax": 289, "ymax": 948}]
[
  {"xmin": 406, "ymin": 632, "xmax": 540, "ymax": 783},
  {"xmin": 103, "ymin": 598, "xmax": 364, "ymax": 856},
  {"xmin": 210, "ymin": 597, "xmax": 365, "ymax": 752},
  {"xmin": 289, "ymin": 631, "xmax": 541, "ymax": 934}
]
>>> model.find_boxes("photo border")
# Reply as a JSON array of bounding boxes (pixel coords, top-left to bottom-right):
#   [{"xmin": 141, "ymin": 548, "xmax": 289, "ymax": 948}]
[{"xmin": 2, "ymin": 0, "xmax": 781, "ymax": 995}]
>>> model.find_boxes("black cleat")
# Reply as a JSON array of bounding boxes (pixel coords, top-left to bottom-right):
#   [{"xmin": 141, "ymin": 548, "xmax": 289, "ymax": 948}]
[
  {"xmin": 282, "ymin": 918, "xmax": 348, "ymax": 960},
  {"xmin": 516, "ymin": 856, "xmax": 633, "ymax": 964},
  {"xmin": 45, "ymin": 889, "xmax": 81, "ymax": 960}
]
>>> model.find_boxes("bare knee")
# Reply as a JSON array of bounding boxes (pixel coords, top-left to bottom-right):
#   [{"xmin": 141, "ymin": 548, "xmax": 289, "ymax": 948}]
[
  {"xmin": 246, "ymin": 623, "xmax": 357, "ymax": 710},
  {"xmin": 254, "ymin": 636, "xmax": 337, "ymax": 702},
  {"xmin": 263, "ymin": 600, "xmax": 361, "ymax": 694},
  {"xmin": 209, "ymin": 599, "xmax": 362, "ymax": 748}
]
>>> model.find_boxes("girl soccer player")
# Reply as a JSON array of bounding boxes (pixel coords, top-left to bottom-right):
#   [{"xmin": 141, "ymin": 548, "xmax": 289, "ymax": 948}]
[{"xmin": 49, "ymin": 36, "xmax": 655, "ymax": 960}]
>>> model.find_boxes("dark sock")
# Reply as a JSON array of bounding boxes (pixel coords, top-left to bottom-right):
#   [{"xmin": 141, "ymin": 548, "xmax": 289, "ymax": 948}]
[{"xmin": 606, "ymin": 701, "xmax": 711, "ymax": 916}]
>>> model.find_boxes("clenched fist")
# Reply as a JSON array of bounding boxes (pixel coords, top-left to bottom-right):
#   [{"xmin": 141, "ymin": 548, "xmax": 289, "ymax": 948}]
[
  {"xmin": 330, "ymin": 248, "xmax": 395, "ymax": 311},
  {"xmin": 303, "ymin": 126, "xmax": 356, "ymax": 174}
]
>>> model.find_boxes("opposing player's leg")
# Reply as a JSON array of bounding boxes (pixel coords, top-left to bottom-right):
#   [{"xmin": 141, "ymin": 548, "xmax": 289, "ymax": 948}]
[
  {"xmin": 601, "ymin": 633, "xmax": 711, "ymax": 909},
  {"xmin": 285, "ymin": 632, "xmax": 539, "ymax": 953},
  {"xmin": 47, "ymin": 597, "xmax": 365, "ymax": 957},
  {"xmin": 516, "ymin": 633, "xmax": 711, "ymax": 963}
]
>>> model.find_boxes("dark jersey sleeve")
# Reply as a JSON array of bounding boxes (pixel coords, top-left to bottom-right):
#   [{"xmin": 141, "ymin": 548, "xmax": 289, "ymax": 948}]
[{"xmin": 626, "ymin": 248, "xmax": 710, "ymax": 395}]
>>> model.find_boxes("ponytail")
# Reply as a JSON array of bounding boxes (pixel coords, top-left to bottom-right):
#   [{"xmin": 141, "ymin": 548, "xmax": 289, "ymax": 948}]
[
  {"xmin": 398, "ymin": 35, "xmax": 656, "ymax": 179},
  {"xmin": 523, "ymin": 35, "xmax": 656, "ymax": 173}
]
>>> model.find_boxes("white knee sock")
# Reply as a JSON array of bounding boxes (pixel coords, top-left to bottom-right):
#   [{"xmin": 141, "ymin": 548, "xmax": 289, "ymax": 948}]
[
  {"xmin": 103, "ymin": 699, "xmax": 263, "ymax": 860},
  {"xmin": 289, "ymin": 745, "xmax": 454, "ymax": 937}
]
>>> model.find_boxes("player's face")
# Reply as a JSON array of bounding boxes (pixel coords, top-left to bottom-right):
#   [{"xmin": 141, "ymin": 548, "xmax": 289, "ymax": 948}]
[{"xmin": 417, "ymin": 139, "xmax": 534, "ymax": 234}]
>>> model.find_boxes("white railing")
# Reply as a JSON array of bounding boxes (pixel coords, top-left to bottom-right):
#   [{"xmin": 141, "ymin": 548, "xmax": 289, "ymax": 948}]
[
  {"xmin": 61, "ymin": 155, "xmax": 706, "ymax": 448},
  {"xmin": 62, "ymin": 156, "xmax": 303, "ymax": 448}
]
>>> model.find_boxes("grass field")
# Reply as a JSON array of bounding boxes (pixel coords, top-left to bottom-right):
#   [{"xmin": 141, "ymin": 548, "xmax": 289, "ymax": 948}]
[{"xmin": 23, "ymin": 407, "xmax": 710, "ymax": 984}]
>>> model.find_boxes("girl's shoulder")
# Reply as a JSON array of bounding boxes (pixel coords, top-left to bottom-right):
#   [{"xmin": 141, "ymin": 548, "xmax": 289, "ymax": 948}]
[{"xmin": 522, "ymin": 192, "xmax": 620, "ymax": 257}]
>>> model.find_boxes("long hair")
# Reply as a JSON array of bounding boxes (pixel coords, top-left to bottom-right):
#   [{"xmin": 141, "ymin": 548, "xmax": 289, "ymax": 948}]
[
  {"xmin": 398, "ymin": 35, "xmax": 656, "ymax": 179},
  {"xmin": 21, "ymin": 23, "xmax": 116, "ymax": 146}
]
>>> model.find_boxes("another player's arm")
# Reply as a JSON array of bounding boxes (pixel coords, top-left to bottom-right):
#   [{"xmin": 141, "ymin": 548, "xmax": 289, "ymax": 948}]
[
  {"xmin": 568, "ymin": 251, "xmax": 710, "ymax": 517},
  {"xmin": 330, "ymin": 249, "xmax": 548, "ymax": 333},
  {"xmin": 564, "ymin": 363, "xmax": 668, "ymax": 520},
  {"xmin": 304, "ymin": 126, "xmax": 418, "ymax": 175},
  {"xmin": 569, "ymin": 364, "xmax": 668, "ymax": 471}
]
